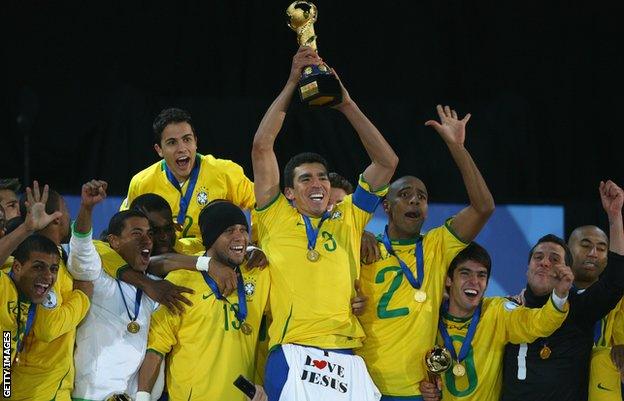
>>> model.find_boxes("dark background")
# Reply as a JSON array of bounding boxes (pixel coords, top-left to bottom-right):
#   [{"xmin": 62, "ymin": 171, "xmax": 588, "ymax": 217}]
[{"xmin": 4, "ymin": 1, "xmax": 623, "ymax": 236}]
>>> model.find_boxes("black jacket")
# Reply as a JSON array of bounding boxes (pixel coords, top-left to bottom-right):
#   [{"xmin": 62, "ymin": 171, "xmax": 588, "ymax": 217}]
[{"xmin": 501, "ymin": 251, "xmax": 624, "ymax": 401}]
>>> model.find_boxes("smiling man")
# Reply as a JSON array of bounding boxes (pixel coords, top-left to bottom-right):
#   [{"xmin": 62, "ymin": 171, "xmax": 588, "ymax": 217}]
[
  {"xmin": 419, "ymin": 243, "xmax": 570, "ymax": 401},
  {"xmin": 251, "ymin": 46, "xmax": 398, "ymax": 401},
  {"xmin": 501, "ymin": 181, "xmax": 624, "ymax": 401},
  {"xmin": 121, "ymin": 108, "xmax": 255, "ymax": 239},
  {"xmin": 356, "ymin": 104, "xmax": 494, "ymax": 401}
]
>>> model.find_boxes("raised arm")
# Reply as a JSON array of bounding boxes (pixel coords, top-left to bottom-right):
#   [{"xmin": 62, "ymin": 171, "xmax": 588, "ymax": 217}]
[
  {"xmin": 252, "ymin": 47, "xmax": 322, "ymax": 208},
  {"xmin": 332, "ymin": 72, "xmax": 398, "ymax": 191},
  {"xmin": 0, "ymin": 182, "xmax": 62, "ymax": 265},
  {"xmin": 601, "ymin": 180, "xmax": 624, "ymax": 254},
  {"xmin": 425, "ymin": 105, "xmax": 495, "ymax": 242}
]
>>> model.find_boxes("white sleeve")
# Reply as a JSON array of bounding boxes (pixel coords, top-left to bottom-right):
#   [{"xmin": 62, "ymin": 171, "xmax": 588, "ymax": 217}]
[{"xmin": 68, "ymin": 226, "xmax": 102, "ymax": 281}]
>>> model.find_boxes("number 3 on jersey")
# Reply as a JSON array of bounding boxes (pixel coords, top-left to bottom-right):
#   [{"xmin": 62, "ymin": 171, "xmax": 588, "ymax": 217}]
[{"xmin": 376, "ymin": 266, "xmax": 409, "ymax": 319}]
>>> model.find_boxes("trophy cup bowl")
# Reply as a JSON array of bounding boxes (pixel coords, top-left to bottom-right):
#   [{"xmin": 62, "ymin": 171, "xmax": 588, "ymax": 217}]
[
  {"xmin": 424, "ymin": 345, "xmax": 453, "ymax": 383},
  {"xmin": 286, "ymin": 1, "xmax": 342, "ymax": 107}
]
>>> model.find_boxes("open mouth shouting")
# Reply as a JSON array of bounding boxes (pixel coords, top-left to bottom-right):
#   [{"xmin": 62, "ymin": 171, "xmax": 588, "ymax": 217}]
[
  {"xmin": 463, "ymin": 288, "xmax": 479, "ymax": 299},
  {"xmin": 175, "ymin": 156, "xmax": 192, "ymax": 171},
  {"xmin": 309, "ymin": 192, "xmax": 325, "ymax": 204},
  {"xmin": 139, "ymin": 248, "xmax": 151, "ymax": 265},
  {"xmin": 34, "ymin": 281, "xmax": 51, "ymax": 297}
]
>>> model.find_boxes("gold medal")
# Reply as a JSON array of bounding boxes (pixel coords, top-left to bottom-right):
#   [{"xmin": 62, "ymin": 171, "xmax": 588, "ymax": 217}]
[
  {"xmin": 14, "ymin": 353, "xmax": 20, "ymax": 367},
  {"xmin": 414, "ymin": 290, "xmax": 427, "ymax": 303},
  {"xmin": 452, "ymin": 363, "xmax": 466, "ymax": 377},
  {"xmin": 127, "ymin": 321, "xmax": 141, "ymax": 334},
  {"xmin": 241, "ymin": 322, "xmax": 253, "ymax": 335},
  {"xmin": 539, "ymin": 344, "xmax": 551, "ymax": 359},
  {"xmin": 307, "ymin": 249, "xmax": 320, "ymax": 262}
]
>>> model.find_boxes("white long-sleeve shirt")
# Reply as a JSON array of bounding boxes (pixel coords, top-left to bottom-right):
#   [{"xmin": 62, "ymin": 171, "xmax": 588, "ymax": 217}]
[{"xmin": 68, "ymin": 227, "xmax": 162, "ymax": 401}]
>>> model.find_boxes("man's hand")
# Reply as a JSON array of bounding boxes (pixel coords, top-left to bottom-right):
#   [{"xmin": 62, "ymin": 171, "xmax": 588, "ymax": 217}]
[
  {"xmin": 331, "ymin": 68, "xmax": 355, "ymax": 112},
  {"xmin": 425, "ymin": 105, "xmax": 471, "ymax": 146},
  {"xmin": 249, "ymin": 385, "xmax": 268, "ymax": 401},
  {"xmin": 288, "ymin": 46, "xmax": 322, "ymax": 84},
  {"xmin": 246, "ymin": 247, "xmax": 268, "ymax": 269},
  {"xmin": 73, "ymin": 280, "xmax": 94, "ymax": 299},
  {"xmin": 143, "ymin": 280, "xmax": 194, "ymax": 314},
  {"xmin": 23, "ymin": 181, "xmax": 63, "ymax": 232},
  {"xmin": 600, "ymin": 180, "xmax": 624, "ymax": 217},
  {"xmin": 508, "ymin": 289, "xmax": 526, "ymax": 306},
  {"xmin": 360, "ymin": 230, "xmax": 381, "ymax": 264},
  {"xmin": 611, "ymin": 345, "xmax": 624, "ymax": 374},
  {"xmin": 551, "ymin": 263, "xmax": 574, "ymax": 298},
  {"xmin": 81, "ymin": 179, "xmax": 108, "ymax": 209},
  {"xmin": 209, "ymin": 258, "xmax": 239, "ymax": 297},
  {"xmin": 419, "ymin": 378, "xmax": 442, "ymax": 401},
  {"xmin": 351, "ymin": 279, "xmax": 367, "ymax": 316}
]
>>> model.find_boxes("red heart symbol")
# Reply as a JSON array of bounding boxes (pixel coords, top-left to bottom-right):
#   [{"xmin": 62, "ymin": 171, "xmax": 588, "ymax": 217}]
[{"xmin": 312, "ymin": 360, "xmax": 327, "ymax": 369}]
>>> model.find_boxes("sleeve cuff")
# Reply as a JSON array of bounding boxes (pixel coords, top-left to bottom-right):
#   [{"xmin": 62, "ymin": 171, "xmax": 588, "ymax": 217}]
[
  {"xmin": 71, "ymin": 221, "xmax": 93, "ymax": 238},
  {"xmin": 550, "ymin": 290, "xmax": 568, "ymax": 312}
]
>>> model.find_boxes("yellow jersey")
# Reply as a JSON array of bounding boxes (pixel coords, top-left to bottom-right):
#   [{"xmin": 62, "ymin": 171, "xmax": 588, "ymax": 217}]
[
  {"xmin": 9, "ymin": 252, "xmax": 90, "ymax": 401},
  {"xmin": 252, "ymin": 176, "xmax": 387, "ymax": 350},
  {"xmin": 438, "ymin": 297, "xmax": 568, "ymax": 401},
  {"xmin": 589, "ymin": 298, "xmax": 624, "ymax": 401},
  {"xmin": 121, "ymin": 154, "xmax": 255, "ymax": 238},
  {"xmin": 147, "ymin": 264, "xmax": 270, "ymax": 401},
  {"xmin": 356, "ymin": 222, "xmax": 467, "ymax": 396}
]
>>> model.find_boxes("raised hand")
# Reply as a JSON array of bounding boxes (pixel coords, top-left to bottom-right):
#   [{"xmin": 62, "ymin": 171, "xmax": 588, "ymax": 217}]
[
  {"xmin": 24, "ymin": 181, "xmax": 63, "ymax": 232},
  {"xmin": 288, "ymin": 46, "xmax": 323, "ymax": 84},
  {"xmin": 599, "ymin": 180, "xmax": 624, "ymax": 217},
  {"xmin": 551, "ymin": 263, "xmax": 574, "ymax": 299},
  {"xmin": 330, "ymin": 68, "xmax": 354, "ymax": 111},
  {"xmin": 425, "ymin": 105, "xmax": 471, "ymax": 146},
  {"xmin": 81, "ymin": 179, "xmax": 108, "ymax": 209}
]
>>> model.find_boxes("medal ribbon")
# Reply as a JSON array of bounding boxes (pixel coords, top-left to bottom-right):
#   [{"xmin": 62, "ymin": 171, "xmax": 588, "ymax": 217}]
[
  {"xmin": 164, "ymin": 155, "xmax": 201, "ymax": 225},
  {"xmin": 8, "ymin": 271, "xmax": 37, "ymax": 356},
  {"xmin": 439, "ymin": 300, "xmax": 482, "ymax": 363},
  {"xmin": 116, "ymin": 280, "xmax": 143, "ymax": 322},
  {"xmin": 201, "ymin": 269, "xmax": 247, "ymax": 323},
  {"xmin": 302, "ymin": 212, "xmax": 331, "ymax": 252},
  {"xmin": 381, "ymin": 225, "xmax": 424, "ymax": 289}
]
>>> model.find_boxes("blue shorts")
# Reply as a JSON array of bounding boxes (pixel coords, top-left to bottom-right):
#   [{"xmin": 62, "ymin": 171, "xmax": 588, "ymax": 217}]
[{"xmin": 264, "ymin": 345, "xmax": 353, "ymax": 401}]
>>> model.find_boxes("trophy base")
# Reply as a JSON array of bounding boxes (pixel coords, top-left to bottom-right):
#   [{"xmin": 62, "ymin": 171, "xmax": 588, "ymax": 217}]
[{"xmin": 298, "ymin": 64, "xmax": 342, "ymax": 107}]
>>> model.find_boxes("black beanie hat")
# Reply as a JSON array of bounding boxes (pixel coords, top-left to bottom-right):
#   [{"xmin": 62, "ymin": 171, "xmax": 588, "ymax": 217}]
[{"xmin": 198, "ymin": 201, "xmax": 249, "ymax": 249}]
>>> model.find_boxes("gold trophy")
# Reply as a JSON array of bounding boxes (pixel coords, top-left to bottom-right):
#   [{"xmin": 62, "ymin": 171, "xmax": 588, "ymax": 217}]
[
  {"xmin": 286, "ymin": 1, "xmax": 342, "ymax": 107},
  {"xmin": 424, "ymin": 345, "xmax": 453, "ymax": 384}
]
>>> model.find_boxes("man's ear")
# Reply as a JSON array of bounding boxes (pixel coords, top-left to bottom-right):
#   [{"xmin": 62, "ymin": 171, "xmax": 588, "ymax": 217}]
[
  {"xmin": 107, "ymin": 234, "xmax": 120, "ymax": 250},
  {"xmin": 382, "ymin": 198, "xmax": 390, "ymax": 213},
  {"xmin": 445, "ymin": 275, "xmax": 452, "ymax": 288},
  {"xmin": 154, "ymin": 143, "xmax": 164, "ymax": 158},
  {"xmin": 284, "ymin": 187, "xmax": 295, "ymax": 201}
]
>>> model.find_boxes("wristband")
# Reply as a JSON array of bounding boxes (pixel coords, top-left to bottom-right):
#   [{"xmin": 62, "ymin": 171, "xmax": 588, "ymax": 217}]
[
  {"xmin": 135, "ymin": 391, "xmax": 151, "ymax": 401},
  {"xmin": 196, "ymin": 256, "xmax": 211, "ymax": 272}
]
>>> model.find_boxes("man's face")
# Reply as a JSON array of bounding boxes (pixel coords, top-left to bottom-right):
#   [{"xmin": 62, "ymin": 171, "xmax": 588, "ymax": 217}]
[
  {"xmin": 109, "ymin": 217, "xmax": 153, "ymax": 272},
  {"xmin": 146, "ymin": 211, "xmax": 176, "ymax": 256},
  {"xmin": 446, "ymin": 260, "xmax": 488, "ymax": 315},
  {"xmin": 384, "ymin": 177, "xmax": 429, "ymax": 236},
  {"xmin": 154, "ymin": 122, "xmax": 198, "ymax": 181},
  {"xmin": 211, "ymin": 224, "xmax": 249, "ymax": 266},
  {"xmin": 568, "ymin": 227, "xmax": 608, "ymax": 285},
  {"xmin": 285, "ymin": 163, "xmax": 331, "ymax": 217},
  {"xmin": 328, "ymin": 188, "xmax": 348, "ymax": 209},
  {"xmin": 527, "ymin": 241, "xmax": 566, "ymax": 295},
  {"xmin": 0, "ymin": 189, "xmax": 20, "ymax": 220},
  {"xmin": 12, "ymin": 251, "xmax": 59, "ymax": 304}
]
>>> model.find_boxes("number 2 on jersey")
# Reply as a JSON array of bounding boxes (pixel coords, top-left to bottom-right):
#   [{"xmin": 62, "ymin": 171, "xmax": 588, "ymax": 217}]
[{"xmin": 376, "ymin": 266, "xmax": 409, "ymax": 319}]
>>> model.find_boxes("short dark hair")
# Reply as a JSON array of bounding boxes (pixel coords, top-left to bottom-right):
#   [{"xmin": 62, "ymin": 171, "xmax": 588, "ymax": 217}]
[
  {"xmin": 130, "ymin": 193, "xmax": 172, "ymax": 216},
  {"xmin": 328, "ymin": 172, "xmax": 354, "ymax": 194},
  {"xmin": 153, "ymin": 108, "xmax": 195, "ymax": 145},
  {"xmin": 283, "ymin": 152, "xmax": 329, "ymax": 188},
  {"xmin": 528, "ymin": 234, "xmax": 573, "ymax": 267},
  {"xmin": 107, "ymin": 210, "xmax": 149, "ymax": 237},
  {"xmin": 448, "ymin": 242, "xmax": 492, "ymax": 279},
  {"xmin": 13, "ymin": 234, "xmax": 59, "ymax": 264},
  {"xmin": 0, "ymin": 178, "xmax": 21, "ymax": 193},
  {"xmin": 18, "ymin": 187, "xmax": 62, "ymax": 218}
]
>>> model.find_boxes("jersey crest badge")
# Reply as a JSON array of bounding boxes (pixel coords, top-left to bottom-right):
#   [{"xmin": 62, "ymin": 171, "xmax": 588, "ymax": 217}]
[
  {"xmin": 196, "ymin": 188, "xmax": 209, "ymax": 206},
  {"xmin": 42, "ymin": 289, "xmax": 58, "ymax": 309}
]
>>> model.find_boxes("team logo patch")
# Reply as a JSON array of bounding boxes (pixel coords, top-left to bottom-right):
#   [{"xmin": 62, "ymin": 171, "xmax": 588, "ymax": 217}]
[
  {"xmin": 330, "ymin": 210, "xmax": 342, "ymax": 220},
  {"xmin": 244, "ymin": 278, "xmax": 256, "ymax": 299},
  {"xmin": 504, "ymin": 300, "xmax": 519, "ymax": 311},
  {"xmin": 196, "ymin": 188, "xmax": 209, "ymax": 206},
  {"xmin": 42, "ymin": 289, "xmax": 58, "ymax": 309}
]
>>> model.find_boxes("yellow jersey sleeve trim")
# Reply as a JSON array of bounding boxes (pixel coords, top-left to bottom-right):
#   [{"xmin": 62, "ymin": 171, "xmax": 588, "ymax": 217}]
[
  {"xmin": 550, "ymin": 295, "xmax": 569, "ymax": 313},
  {"xmin": 255, "ymin": 192, "xmax": 281, "ymax": 212},
  {"xmin": 358, "ymin": 174, "xmax": 389, "ymax": 195},
  {"xmin": 444, "ymin": 217, "xmax": 470, "ymax": 245},
  {"xmin": 146, "ymin": 348, "xmax": 165, "ymax": 359}
]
